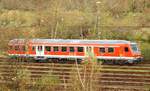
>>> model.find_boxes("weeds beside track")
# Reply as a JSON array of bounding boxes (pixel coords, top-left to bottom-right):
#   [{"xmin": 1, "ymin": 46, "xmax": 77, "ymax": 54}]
[{"xmin": 0, "ymin": 58, "xmax": 150, "ymax": 91}]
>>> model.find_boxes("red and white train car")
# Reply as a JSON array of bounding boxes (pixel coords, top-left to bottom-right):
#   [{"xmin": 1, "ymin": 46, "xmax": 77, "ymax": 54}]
[{"xmin": 8, "ymin": 39, "xmax": 143, "ymax": 64}]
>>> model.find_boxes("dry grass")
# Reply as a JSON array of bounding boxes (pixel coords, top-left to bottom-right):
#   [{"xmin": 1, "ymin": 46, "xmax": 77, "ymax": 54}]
[
  {"xmin": 68, "ymin": 54, "xmax": 102, "ymax": 91},
  {"xmin": 0, "ymin": 60, "xmax": 61, "ymax": 91}
]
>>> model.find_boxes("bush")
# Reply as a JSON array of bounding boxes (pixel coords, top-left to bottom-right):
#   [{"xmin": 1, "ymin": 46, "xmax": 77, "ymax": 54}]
[
  {"xmin": 33, "ymin": 72, "xmax": 60, "ymax": 91},
  {"xmin": 140, "ymin": 42, "xmax": 150, "ymax": 60},
  {"xmin": 69, "ymin": 54, "xmax": 102, "ymax": 91}
]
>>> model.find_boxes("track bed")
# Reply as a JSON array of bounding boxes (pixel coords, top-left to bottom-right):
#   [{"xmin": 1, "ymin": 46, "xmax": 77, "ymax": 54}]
[{"xmin": 0, "ymin": 58, "xmax": 150, "ymax": 91}]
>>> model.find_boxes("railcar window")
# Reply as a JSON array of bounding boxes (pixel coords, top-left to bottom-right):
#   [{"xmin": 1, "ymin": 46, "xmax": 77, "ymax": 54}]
[
  {"xmin": 125, "ymin": 47, "xmax": 129, "ymax": 52},
  {"xmin": 69, "ymin": 47, "xmax": 75, "ymax": 52},
  {"xmin": 22, "ymin": 46, "xmax": 26, "ymax": 51},
  {"xmin": 9, "ymin": 46, "xmax": 13, "ymax": 50},
  {"xmin": 38, "ymin": 46, "xmax": 42, "ymax": 51},
  {"xmin": 32, "ymin": 46, "xmax": 35, "ymax": 51},
  {"xmin": 99, "ymin": 48, "xmax": 105, "ymax": 53},
  {"xmin": 15, "ymin": 46, "xmax": 19, "ymax": 51},
  {"xmin": 62, "ymin": 47, "xmax": 67, "ymax": 52},
  {"xmin": 45, "ymin": 46, "xmax": 51, "ymax": 52},
  {"xmin": 131, "ymin": 44, "xmax": 139, "ymax": 52},
  {"xmin": 77, "ymin": 47, "xmax": 84, "ymax": 52},
  {"xmin": 54, "ymin": 46, "xmax": 59, "ymax": 52},
  {"xmin": 108, "ymin": 48, "xmax": 114, "ymax": 53}
]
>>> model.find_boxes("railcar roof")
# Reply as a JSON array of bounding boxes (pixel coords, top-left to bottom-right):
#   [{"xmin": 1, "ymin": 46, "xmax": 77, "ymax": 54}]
[{"xmin": 9, "ymin": 39, "xmax": 131, "ymax": 45}]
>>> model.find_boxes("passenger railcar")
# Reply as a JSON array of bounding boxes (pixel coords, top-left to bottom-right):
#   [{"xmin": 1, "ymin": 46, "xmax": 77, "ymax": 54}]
[{"xmin": 8, "ymin": 39, "xmax": 143, "ymax": 64}]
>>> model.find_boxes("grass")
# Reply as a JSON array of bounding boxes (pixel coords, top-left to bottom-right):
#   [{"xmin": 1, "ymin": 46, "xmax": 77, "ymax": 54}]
[
  {"xmin": 33, "ymin": 72, "xmax": 60, "ymax": 91},
  {"xmin": 68, "ymin": 57, "xmax": 102, "ymax": 91},
  {"xmin": 0, "ymin": 60, "xmax": 61, "ymax": 91},
  {"xmin": 0, "ymin": 51, "xmax": 8, "ymax": 57}
]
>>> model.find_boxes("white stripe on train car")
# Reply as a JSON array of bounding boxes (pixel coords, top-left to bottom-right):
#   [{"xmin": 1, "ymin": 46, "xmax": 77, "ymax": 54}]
[
  {"xmin": 8, "ymin": 54, "xmax": 27, "ymax": 56},
  {"xmin": 9, "ymin": 54, "xmax": 135, "ymax": 60},
  {"xmin": 97, "ymin": 56, "xmax": 134, "ymax": 60},
  {"xmin": 31, "ymin": 55, "xmax": 135, "ymax": 60}
]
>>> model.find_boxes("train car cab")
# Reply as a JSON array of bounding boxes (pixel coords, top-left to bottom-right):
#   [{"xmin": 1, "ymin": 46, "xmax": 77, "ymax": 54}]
[{"xmin": 129, "ymin": 43, "xmax": 143, "ymax": 63}]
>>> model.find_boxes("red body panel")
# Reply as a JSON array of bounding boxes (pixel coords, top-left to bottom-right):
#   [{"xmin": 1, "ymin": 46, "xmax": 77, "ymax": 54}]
[{"xmin": 28, "ymin": 46, "xmax": 36, "ymax": 55}]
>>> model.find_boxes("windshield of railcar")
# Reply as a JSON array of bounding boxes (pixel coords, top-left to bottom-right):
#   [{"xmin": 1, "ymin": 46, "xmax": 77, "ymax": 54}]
[{"xmin": 131, "ymin": 43, "xmax": 139, "ymax": 52}]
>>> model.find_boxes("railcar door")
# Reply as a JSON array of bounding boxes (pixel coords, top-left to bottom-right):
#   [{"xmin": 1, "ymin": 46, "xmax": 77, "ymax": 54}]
[
  {"xmin": 36, "ymin": 46, "xmax": 44, "ymax": 57},
  {"xmin": 85, "ymin": 46, "xmax": 94, "ymax": 57}
]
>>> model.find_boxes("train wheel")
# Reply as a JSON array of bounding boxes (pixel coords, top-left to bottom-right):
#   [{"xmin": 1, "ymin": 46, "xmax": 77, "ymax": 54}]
[
  {"xmin": 47, "ymin": 59, "xmax": 51, "ymax": 63},
  {"xmin": 102, "ymin": 60, "xmax": 113, "ymax": 65},
  {"xmin": 127, "ymin": 60, "xmax": 134, "ymax": 65},
  {"xmin": 113, "ymin": 60, "xmax": 125, "ymax": 65},
  {"xmin": 52, "ymin": 58, "xmax": 59, "ymax": 63},
  {"xmin": 117, "ymin": 60, "xmax": 125, "ymax": 65},
  {"xmin": 97, "ymin": 59, "xmax": 102, "ymax": 64},
  {"xmin": 60, "ymin": 59, "xmax": 67, "ymax": 64},
  {"xmin": 102, "ymin": 60, "xmax": 106, "ymax": 65},
  {"xmin": 101, "ymin": 60, "xmax": 106, "ymax": 65}
]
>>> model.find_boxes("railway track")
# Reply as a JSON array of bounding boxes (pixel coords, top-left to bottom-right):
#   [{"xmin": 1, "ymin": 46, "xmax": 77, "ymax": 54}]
[{"xmin": 0, "ymin": 58, "xmax": 150, "ymax": 91}]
